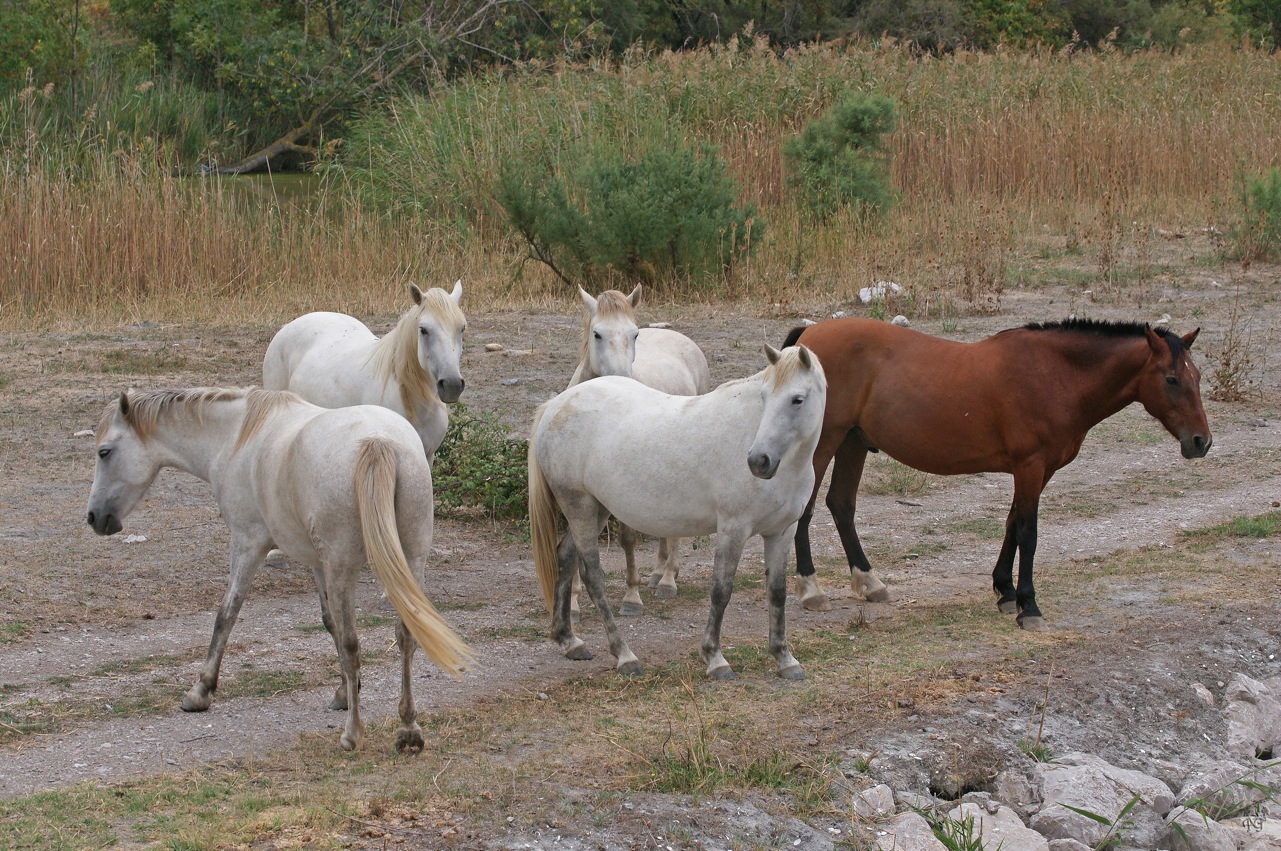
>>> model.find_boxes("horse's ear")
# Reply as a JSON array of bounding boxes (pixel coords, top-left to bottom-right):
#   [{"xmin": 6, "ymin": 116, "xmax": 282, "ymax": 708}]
[
  {"xmin": 797, "ymin": 345, "xmax": 813, "ymax": 370},
  {"xmin": 409, "ymin": 283, "xmax": 424, "ymax": 306},
  {"xmin": 118, "ymin": 390, "xmax": 131, "ymax": 419},
  {"xmin": 626, "ymin": 284, "xmax": 642, "ymax": 307},
  {"xmin": 1144, "ymin": 326, "xmax": 1167, "ymax": 357},
  {"xmin": 578, "ymin": 286, "xmax": 598, "ymax": 314},
  {"xmin": 450, "ymin": 279, "xmax": 463, "ymax": 303},
  {"xmin": 1182, "ymin": 328, "xmax": 1200, "ymax": 348},
  {"xmin": 764, "ymin": 344, "xmax": 782, "ymax": 365}
]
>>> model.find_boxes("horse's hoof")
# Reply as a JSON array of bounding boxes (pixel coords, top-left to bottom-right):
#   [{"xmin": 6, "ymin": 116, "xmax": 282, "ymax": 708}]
[
  {"xmin": 863, "ymin": 588, "xmax": 891, "ymax": 603},
  {"xmin": 179, "ymin": 694, "xmax": 210, "ymax": 713},
  {"xmin": 800, "ymin": 593, "xmax": 832, "ymax": 612},
  {"xmin": 619, "ymin": 601, "xmax": 644, "ymax": 617},
  {"xmin": 340, "ymin": 734, "xmax": 359, "ymax": 751},
  {"xmin": 778, "ymin": 664, "xmax": 806, "ymax": 681},
  {"xmin": 654, "ymin": 585, "xmax": 678, "ymax": 600},
  {"xmin": 1018, "ymin": 615, "xmax": 1048, "ymax": 631},
  {"xmin": 565, "ymin": 645, "xmax": 594, "ymax": 661},
  {"xmin": 647, "ymin": 573, "xmax": 662, "ymax": 589},
  {"xmin": 395, "ymin": 729, "xmax": 425, "ymax": 755},
  {"xmin": 617, "ymin": 660, "xmax": 644, "ymax": 676},
  {"xmin": 997, "ymin": 599, "xmax": 1019, "ymax": 615},
  {"xmin": 708, "ymin": 666, "xmax": 736, "ymax": 681}
]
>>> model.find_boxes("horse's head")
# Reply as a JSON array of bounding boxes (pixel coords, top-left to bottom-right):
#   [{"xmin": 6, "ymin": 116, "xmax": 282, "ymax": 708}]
[
  {"xmin": 1137, "ymin": 326, "xmax": 1212, "ymax": 459},
  {"xmin": 86, "ymin": 391, "xmax": 161, "ymax": 535},
  {"xmin": 579, "ymin": 285, "xmax": 641, "ymax": 379},
  {"xmin": 410, "ymin": 280, "xmax": 466, "ymax": 403},
  {"xmin": 748, "ymin": 345, "xmax": 827, "ymax": 479}
]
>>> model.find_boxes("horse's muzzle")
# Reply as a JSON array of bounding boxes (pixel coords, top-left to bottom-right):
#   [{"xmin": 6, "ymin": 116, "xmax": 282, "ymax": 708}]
[
  {"xmin": 748, "ymin": 452, "xmax": 778, "ymax": 479},
  {"xmin": 86, "ymin": 510, "xmax": 123, "ymax": 536},
  {"xmin": 438, "ymin": 377, "xmax": 465, "ymax": 404},
  {"xmin": 1181, "ymin": 433, "xmax": 1212, "ymax": 459}
]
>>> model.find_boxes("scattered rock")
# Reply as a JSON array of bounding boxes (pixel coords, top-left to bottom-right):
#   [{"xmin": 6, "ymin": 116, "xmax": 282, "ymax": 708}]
[
  {"xmin": 1031, "ymin": 753, "xmax": 1173, "ymax": 848},
  {"xmin": 1177, "ymin": 761, "xmax": 1274, "ymax": 818},
  {"xmin": 1046, "ymin": 840, "xmax": 1091, "ymax": 851},
  {"xmin": 500, "ymin": 378, "xmax": 520, "ymax": 386},
  {"xmin": 800, "ymin": 318, "xmax": 817, "ymax": 327},
  {"xmin": 73, "ymin": 429, "xmax": 94, "ymax": 437},
  {"xmin": 1162, "ymin": 805, "xmax": 1236, "ymax": 851},
  {"xmin": 832, "ymin": 311, "xmax": 848, "ymax": 319},
  {"xmin": 874, "ymin": 812, "xmax": 947, "ymax": 851},
  {"xmin": 647, "ymin": 322, "xmax": 671, "ymax": 329},
  {"xmin": 859, "ymin": 281, "xmax": 903, "ymax": 304},
  {"xmin": 891, "ymin": 315, "xmax": 910, "ymax": 326},
  {"xmin": 484, "ymin": 342, "xmax": 505, "ymax": 352},
  {"xmin": 994, "ymin": 767, "xmax": 1039, "ymax": 810},
  {"xmin": 1191, "ymin": 682, "xmax": 1215, "ymax": 707},
  {"xmin": 948, "ymin": 802, "xmax": 1049, "ymax": 851},
  {"xmin": 852, "ymin": 783, "xmax": 895, "ymax": 820},
  {"xmin": 1222, "ymin": 674, "xmax": 1281, "ymax": 760}
]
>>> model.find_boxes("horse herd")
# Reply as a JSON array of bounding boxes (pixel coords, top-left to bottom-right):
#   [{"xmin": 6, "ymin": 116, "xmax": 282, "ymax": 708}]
[{"xmin": 84, "ymin": 282, "xmax": 1213, "ymax": 752}]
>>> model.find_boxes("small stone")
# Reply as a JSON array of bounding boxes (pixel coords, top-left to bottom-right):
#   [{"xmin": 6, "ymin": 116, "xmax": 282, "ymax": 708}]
[
  {"xmin": 891, "ymin": 315, "xmax": 910, "ymax": 326},
  {"xmin": 484, "ymin": 342, "xmax": 505, "ymax": 352},
  {"xmin": 647, "ymin": 322, "xmax": 672, "ymax": 329},
  {"xmin": 501, "ymin": 378, "xmax": 520, "ymax": 386}
]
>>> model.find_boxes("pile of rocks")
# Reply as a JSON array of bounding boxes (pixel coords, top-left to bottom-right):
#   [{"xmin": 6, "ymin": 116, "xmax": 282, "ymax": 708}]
[{"xmin": 852, "ymin": 674, "xmax": 1281, "ymax": 851}]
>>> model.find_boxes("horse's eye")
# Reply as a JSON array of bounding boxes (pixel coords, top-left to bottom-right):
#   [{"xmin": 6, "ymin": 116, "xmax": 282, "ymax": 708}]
[
  {"xmin": 419, "ymin": 327, "xmax": 429, "ymax": 337},
  {"xmin": 594, "ymin": 332, "xmax": 602, "ymax": 340},
  {"xmin": 97, "ymin": 447, "xmax": 111, "ymax": 460},
  {"xmin": 1166, "ymin": 375, "xmax": 1178, "ymax": 386},
  {"xmin": 792, "ymin": 395, "xmax": 805, "ymax": 406}
]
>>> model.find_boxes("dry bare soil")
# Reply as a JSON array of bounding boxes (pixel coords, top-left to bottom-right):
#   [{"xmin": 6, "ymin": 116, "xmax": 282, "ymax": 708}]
[{"xmin": 1, "ymin": 264, "xmax": 1279, "ymax": 848}]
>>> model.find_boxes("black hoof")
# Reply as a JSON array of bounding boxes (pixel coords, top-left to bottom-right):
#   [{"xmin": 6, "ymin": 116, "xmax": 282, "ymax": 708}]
[
  {"xmin": 778, "ymin": 665, "xmax": 806, "ymax": 681},
  {"xmin": 395, "ymin": 730, "xmax": 425, "ymax": 754},
  {"xmin": 618, "ymin": 601, "xmax": 644, "ymax": 617},
  {"xmin": 708, "ymin": 666, "xmax": 736, "ymax": 681},
  {"xmin": 566, "ymin": 645, "xmax": 594, "ymax": 661},
  {"xmin": 1017, "ymin": 614, "xmax": 1047, "ymax": 631}
]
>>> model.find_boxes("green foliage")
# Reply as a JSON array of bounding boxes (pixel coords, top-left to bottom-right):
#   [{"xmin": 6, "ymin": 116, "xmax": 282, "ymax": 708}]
[
  {"xmin": 498, "ymin": 139, "xmax": 762, "ymax": 288},
  {"xmin": 1059, "ymin": 793, "xmax": 1141, "ymax": 850},
  {"xmin": 432, "ymin": 404, "xmax": 528, "ymax": 525},
  {"xmin": 1238, "ymin": 167, "xmax": 1281, "ymax": 260},
  {"xmin": 0, "ymin": 0, "xmax": 80, "ymax": 84},
  {"xmin": 783, "ymin": 92, "xmax": 898, "ymax": 221},
  {"xmin": 966, "ymin": 0, "xmax": 1072, "ymax": 47},
  {"xmin": 1185, "ymin": 511, "xmax": 1281, "ymax": 540}
]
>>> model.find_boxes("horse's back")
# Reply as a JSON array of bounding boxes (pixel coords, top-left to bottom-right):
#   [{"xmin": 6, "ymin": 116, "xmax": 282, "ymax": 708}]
[
  {"xmin": 633, "ymin": 327, "xmax": 710, "ymax": 396},
  {"xmin": 263, "ymin": 312, "xmax": 379, "ymax": 404}
]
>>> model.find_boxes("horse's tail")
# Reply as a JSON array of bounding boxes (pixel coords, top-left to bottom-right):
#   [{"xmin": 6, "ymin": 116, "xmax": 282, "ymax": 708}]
[
  {"xmin": 528, "ymin": 402, "xmax": 560, "ymax": 616},
  {"xmin": 353, "ymin": 438, "xmax": 471, "ymax": 677},
  {"xmin": 781, "ymin": 326, "xmax": 807, "ymax": 349}
]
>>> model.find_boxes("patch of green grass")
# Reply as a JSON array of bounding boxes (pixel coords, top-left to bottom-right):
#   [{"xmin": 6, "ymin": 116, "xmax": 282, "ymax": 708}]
[
  {"xmin": 945, "ymin": 516, "xmax": 1005, "ymax": 539},
  {"xmin": 92, "ymin": 653, "xmax": 190, "ymax": 678},
  {"xmin": 218, "ymin": 669, "xmax": 307, "ymax": 700},
  {"xmin": 100, "ymin": 348, "xmax": 190, "ymax": 374},
  {"xmin": 476, "ymin": 623, "xmax": 545, "ymax": 642},
  {"xmin": 863, "ymin": 456, "xmax": 931, "ymax": 497},
  {"xmin": 0, "ymin": 620, "xmax": 30, "ymax": 643},
  {"xmin": 1184, "ymin": 511, "xmax": 1281, "ymax": 541}
]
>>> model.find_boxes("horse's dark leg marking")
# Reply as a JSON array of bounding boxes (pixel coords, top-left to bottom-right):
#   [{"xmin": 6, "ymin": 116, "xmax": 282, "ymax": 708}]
[
  {"xmin": 313, "ymin": 566, "xmax": 351, "ymax": 710},
  {"xmin": 1003, "ymin": 465, "xmax": 1047, "ymax": 629},
  {"xmin": 827, "ymin": 433, "xmax": 891, "ymax": 602},
  {"xmin": 182, "ymin": 538, "xmax": 268, "ymax": 712},
  {"xmin": 574, "ymin": 520, "xmax": 642, "ymax": 675},
  {"xmin": 765, "ymin": 529, "xmax": 804, "ymax": 680},
  {"xmin": 551, "ymin": 534, "xmax": 590, "ymax": 659},
  {"xmin": 394, "ymin": 619, "xmax": 425, "ymax": 753},
  {"xmin": 702, "ymin": 531, "xmax": 747, "ymax": 679},
  {"xmin": 1013, "ymin": 508, "xmax": 1041, "ymax": 627},
  {"xmin": 793, "ymin": 431, "xmax": 844, "ymax": 581},
  {"xmin": 993, "ymin": 504, "xmax": 1019, "ymax": 612}
]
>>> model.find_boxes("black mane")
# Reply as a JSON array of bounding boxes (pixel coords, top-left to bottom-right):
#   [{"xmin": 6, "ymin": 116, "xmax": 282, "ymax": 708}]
[{"xmin": 1024, "ymin": 318, "xmax": 1182, "ymax": 358}]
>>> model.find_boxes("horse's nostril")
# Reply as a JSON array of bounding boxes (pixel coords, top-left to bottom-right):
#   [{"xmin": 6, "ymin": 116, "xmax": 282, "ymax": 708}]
[{"xmin": 86, "ymin": 511, "xmax": 96, "ymax": 526}]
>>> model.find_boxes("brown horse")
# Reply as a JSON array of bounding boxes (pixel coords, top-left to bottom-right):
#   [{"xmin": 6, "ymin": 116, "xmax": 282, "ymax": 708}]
[{"xmin": 780, "ymin": 317, "xmax": 1212, "ymax": 629}]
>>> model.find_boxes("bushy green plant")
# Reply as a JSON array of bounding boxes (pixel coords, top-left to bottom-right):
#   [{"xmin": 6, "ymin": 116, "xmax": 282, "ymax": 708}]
[
  {"xmin": 432, "ymin": 404, "xmax": 528, "ymax": 525},
  {"xmin": 1238, "ymin": 166, "xmax": 1281, "ymax": 260},
  {"xmin": 783, "ymin": 92, "xmax": 898, "ymax": 221},
  {"xmin": 498, "ymin": 139, "xmax": 762, "ymax": 289}
]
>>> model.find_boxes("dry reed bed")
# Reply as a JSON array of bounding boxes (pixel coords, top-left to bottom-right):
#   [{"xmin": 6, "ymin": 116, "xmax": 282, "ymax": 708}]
[{"xmin": 4, "ymin": 42, "xmax": 1280, "ymax": 328}]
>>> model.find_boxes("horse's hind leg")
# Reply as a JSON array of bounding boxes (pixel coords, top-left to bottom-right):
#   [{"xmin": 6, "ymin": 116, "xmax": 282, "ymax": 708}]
[
  {"xmin": 552, "ymin": 534, "xmax": 592, "ymax": 660},
  {"xmin": 793, "ymin": 432, "xmax": 843, "ymax": 611},
  {"xmin": 329, "ymin": 570, "xmax": 366, "ymax": 751},
  {"xmin": 570, "ymin": 512, "xmax": 642, "ymax": 675},
  {"xmin": 618, "ymin": 523, "xmax": 645, "ymax": 616},
  {"xmin": 182, "ymin": 537, "xmax": 268, "ymax": 712},
  {"xmin": 393, "ymin": 619, "xmax": 424, "ymax": 753},
  {"xmin": 648, "ymin": 537, "xmax": 680, "ymax": 599},
  {"xmin": 312, "ymin": 566, "xmax": 354, "ymax": 711},
  {"xmin": 828, "ymin": 436, "xmax": 889, "ymax": 604}
]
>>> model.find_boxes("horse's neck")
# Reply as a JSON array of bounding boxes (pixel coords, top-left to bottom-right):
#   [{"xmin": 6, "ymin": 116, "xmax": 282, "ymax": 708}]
[
  {"xmin": 568, "ymin": 359, "xmax": 596, "ymax": 387},
  {"xmin": 151, "ymin": 402, "xmax": 249, "ymax": 483},
  {"xmin": 1056, "ymin": 336, "xmax": 1151, "ymax": 425}
]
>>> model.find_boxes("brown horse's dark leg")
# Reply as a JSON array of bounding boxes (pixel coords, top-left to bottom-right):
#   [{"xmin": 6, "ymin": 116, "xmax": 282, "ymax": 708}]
[
  {"xmin": 792, "ymin": 432, "xmax": 845, "ymax": 610},
  {"xmin": 996, "ymin": 467, "xmax": 1047, "ymax": 629},
  {"xmin": 993, "ymin": 504, "xmax": 1019, "ymax": 612},
  {"xmin": 827, "ymin": 435, "xmax": 889, "ymax": 602}
]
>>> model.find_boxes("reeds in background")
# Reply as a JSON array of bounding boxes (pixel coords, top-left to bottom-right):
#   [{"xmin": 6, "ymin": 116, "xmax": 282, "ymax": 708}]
[{"xmin": 4, "ymin": 40, "xmax": 1281, "ymax": 328}]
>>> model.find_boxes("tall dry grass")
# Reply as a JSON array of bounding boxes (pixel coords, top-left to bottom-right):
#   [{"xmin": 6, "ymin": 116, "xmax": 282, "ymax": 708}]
[{"xmin": 5, "ymin": 40, "xmax": 1281, "ymax": 328}]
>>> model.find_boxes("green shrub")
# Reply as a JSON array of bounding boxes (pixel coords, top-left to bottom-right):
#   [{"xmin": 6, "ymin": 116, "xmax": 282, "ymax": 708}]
[
  {"xmin": 432, "ymin": 404, "xmax": 528, "ymax": 526},
  {"xmin": 498, "ymin": 138, "xmax": 762, "ymax": 289},
  {"xmin": 783, "ymin": 92, "xmax": 898, "ymax": 221},
  {"xmin": 1238, "ymin": 167, "xmax": 1281, "ymax": 260}
]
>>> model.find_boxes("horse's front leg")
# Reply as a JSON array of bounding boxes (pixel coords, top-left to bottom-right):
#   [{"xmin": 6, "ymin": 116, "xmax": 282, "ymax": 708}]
[
  {"xmin": 765, "ymin": 527, "xmax": 804, "ymax": 680},
  {"xmin": 182, "ymin": 535, "xmax": 270, "ymax": 712},
  {"xmin": 618, "ymin": 522, "xmax": 644, "ymax": 616},
  {"xmin": 994, "ymin": 465, "xmax": 1047, "ymax": 630},
  {"xmin": 827, "ymin": 435, "xmax": 888, "ymax": 604},
  {"xmin": 701, "ymin": 529, "xmax": 747, "ymax": 680}
]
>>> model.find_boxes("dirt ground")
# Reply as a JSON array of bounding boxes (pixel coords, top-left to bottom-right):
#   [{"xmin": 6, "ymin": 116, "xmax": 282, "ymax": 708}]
[{"xmin": 1, "ymin": 259, "xmax": 1280, "ymax": 847}]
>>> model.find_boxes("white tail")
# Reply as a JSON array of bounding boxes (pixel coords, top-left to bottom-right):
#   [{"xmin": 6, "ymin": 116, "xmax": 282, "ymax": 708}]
[{"xmin": 353, "ymin": 438, "xmax": 472, "ymax": 676}]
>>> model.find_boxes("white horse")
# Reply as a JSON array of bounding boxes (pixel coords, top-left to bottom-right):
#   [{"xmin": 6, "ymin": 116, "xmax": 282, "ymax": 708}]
[
  {"xmin": 529, "ymin": 345, "xmax": 827, "ymax": 680},
  {"xmin": 262, "ymin": 281, "xmax": 466, "ymax": 462},
  {"xmin": 85, "ymin": 387, "xmax": 471, "ymax": 752},
  {"xmin": 568, "ymin": 285, "xmax": 711, "ymax": 617}
]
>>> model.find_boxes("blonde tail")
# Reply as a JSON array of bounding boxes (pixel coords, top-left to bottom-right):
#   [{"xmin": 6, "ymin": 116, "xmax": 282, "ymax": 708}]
[
  {"xmin": 354, "ymin": 439, "xmax": 472, "ymax": 677},
  {"xmin": 528, "ymin": 403, "xmax": 560, "ymax": 615}
]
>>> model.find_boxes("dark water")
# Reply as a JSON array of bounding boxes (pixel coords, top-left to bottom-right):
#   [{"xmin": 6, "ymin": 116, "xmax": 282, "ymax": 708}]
[{"xmin": 186, "ymin": 172, "xmax": 324, "ymax": 208}]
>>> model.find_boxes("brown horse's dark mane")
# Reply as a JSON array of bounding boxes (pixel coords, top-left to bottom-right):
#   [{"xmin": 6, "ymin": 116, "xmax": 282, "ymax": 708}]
[{"xmin": 1022, "ymin": 318, "xmax": 1184, "ymax": 359}]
